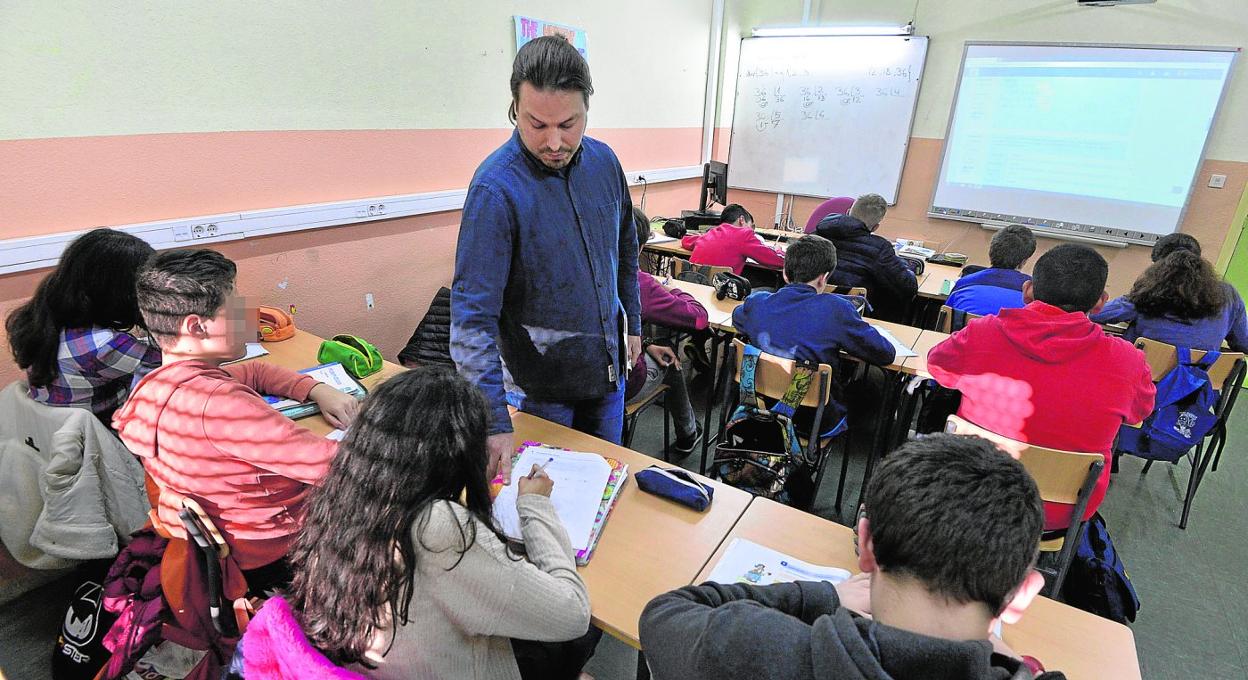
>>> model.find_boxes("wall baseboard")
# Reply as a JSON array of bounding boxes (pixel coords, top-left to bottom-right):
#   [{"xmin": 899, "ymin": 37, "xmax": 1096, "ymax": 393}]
[{"xmin": 0, "ymin": 164, "xmax": 704, "ymax": 275}]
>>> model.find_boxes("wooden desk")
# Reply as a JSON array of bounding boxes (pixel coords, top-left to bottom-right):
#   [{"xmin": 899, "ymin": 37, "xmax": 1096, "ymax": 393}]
[
  {"xmin": 664, "ymin": 278, "xmax": 741, "ymax": 331},
  {"xmin": 900, "ymin": 330, "xmax": 951, "ymax": 379},
  {"xmin": 513, "ymin": 412, "xmax": 752, "ymax": 648},
  {"xmin": 696, "ymin": 498, "xmax": 1141, "ymax": 680}
]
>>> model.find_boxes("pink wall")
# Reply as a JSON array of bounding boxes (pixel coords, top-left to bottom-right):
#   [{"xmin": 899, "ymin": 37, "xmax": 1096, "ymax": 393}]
[{"xmin": 0, "ymin": 128, "xmax": 707, "ymax": 386}]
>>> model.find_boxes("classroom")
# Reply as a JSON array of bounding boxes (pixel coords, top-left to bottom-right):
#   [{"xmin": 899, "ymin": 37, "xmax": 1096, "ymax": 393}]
[{"xmin": 2, "ymin": 1, "xmax": 1246, "ymax": 679}]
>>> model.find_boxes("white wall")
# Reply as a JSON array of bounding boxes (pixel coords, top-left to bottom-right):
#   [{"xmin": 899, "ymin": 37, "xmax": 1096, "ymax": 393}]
[{"xmin": 0, "ymin": 0, "xmax": 713, "ymax": 139}]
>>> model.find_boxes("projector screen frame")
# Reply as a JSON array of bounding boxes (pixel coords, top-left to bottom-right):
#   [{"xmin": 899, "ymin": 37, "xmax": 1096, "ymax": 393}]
[{"xmin": 928, "ymin": 41, "xmax": 1239, "ymax": 247}]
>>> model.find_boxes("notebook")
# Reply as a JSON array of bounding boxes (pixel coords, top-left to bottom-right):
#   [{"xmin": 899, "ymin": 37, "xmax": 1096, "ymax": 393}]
[
  {"xmin": 263, "ymin": 362, "xmax": 366, "ymax": 419},
  {"xmin": 492, "ymin": 442, "xmax": 628, "ymax": 565},
  {"xmin": 706, "ymin": 538, "xmax": 851, "ymax": 586}
]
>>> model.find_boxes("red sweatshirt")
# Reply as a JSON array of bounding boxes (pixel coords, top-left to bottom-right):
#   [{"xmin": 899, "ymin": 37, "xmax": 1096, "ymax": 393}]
[
  {"xmin": 681, "ymin": 223, "xmax": 785, "ymax": 275},
  {"xmin": 113, "ymin": 359, "xmax": 336, "ymax": 569},
  {"xmin": 927, "ymin": 301, "xmax": 1155, "ymax": 530}
]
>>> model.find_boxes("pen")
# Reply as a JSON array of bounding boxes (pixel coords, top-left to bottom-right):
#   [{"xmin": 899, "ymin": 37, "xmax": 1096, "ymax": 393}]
[{"xmin": 531, "ymin": 456, "xmax": 555, "ymax": 477}]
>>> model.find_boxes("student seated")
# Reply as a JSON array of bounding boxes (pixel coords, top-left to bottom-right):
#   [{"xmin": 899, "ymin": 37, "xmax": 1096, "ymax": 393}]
[
  {"xmin": 629, "ymin": 208, "xmax": 709, "ymax": 456},
  {"xmin": 639, "ymin": 434, "xmax": 1063, "ymax": 680},
  {"xmin": 680, "ymin": 203, "xmax": 785, "ymax": 276},
  {"xmin": 112, "ymin": 249, "xmax": 360, "ymax": 579},
  {"xmin": 814, "ymin": 193, "xmax": 917, "ymax": 322},
  {"xmin": 732, "ymin": 234, "xmax": 895, "ymax": 427},
  {"xmin": 946, "ymin": 224, "xmax": 1037, "ymax": 316},
  {"xmin": 928, "ymin": 244, "xmax": 1156, "ymax": 530},
  {"xmin": 242, "ymin": 368, "xmax": 593, "ymax": 679},
  {"xmin": 1090, "ymin": 234, "xmax": 1248, "ymax": 351},
  {"xmin": 6, "ymin": 228, "xmax": 161, "ymax": 421}
]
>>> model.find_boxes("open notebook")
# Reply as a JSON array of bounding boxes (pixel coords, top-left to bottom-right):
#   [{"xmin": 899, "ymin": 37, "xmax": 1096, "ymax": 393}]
[
  {"xmin": 706, "ymin": 538, "xmax": 851, "ymax": 586},
  {"xmin": 263, "ymin": 362, "xmax": 366, "ymax": 419},
  {"xmin": 492, "ymin": 446, "xmax": 626, "ymax": 560}
]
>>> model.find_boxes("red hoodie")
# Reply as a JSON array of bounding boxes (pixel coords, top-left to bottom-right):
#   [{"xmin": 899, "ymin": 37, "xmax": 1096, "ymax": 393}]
[
  {"xmin": 113, "ymin": 359, "xmax": 336, "ymax": 569},
  {"xmin": 927, "ymin": 301, "xmax": 1156, "ymax": 530},
  {"xmin": 680, "ymin": 223, "xmax": 785, "ymax": 275}
]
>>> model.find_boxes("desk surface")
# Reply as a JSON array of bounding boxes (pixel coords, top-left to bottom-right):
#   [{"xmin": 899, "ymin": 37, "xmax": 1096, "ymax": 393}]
[
  {"xmin": 696, "ymin": 498, "xmax": 1141, "ymax": 680},
  {"xmin": 512, "ymin": 412, "xmax": 752, "ymax": 648},
  {"xmin": 900, "ymin": 330, "xmax": 950, "ymax": 378}
]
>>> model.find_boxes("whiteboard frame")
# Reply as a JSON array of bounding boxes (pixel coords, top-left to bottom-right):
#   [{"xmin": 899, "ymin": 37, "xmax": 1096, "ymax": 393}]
[
  {"xmin": 726, "ymin": 34, "xmax": 930, "ymax": 203},
  {"xmin": 927, "ymin": 41, "xmax": 1240, "ymax": 245}
]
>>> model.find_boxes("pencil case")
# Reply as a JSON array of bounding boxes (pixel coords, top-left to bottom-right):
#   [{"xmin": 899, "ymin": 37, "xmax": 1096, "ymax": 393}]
[
  {"xmin": 317, "ymin": 334, "xmax": 383, "ymax": 379},
  {"xmin": 635, "ymin": 465, "xmax": 714, "ymax": 512}
]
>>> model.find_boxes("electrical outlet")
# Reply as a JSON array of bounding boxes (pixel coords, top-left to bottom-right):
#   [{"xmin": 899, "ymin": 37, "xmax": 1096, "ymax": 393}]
[
  {"xmin": 189, "ymin": 222, "xmax": 217, "ymax": 239},
  {"xmin": 204, "ymin": 223, "xmax": 218, "ymax": 238},
  {"xmin": 1209, "ymin": 174, "xmax": 1228, "ymax": 189},
  {"xmin": 365, "ymin": 293, "xmax": 375, "ymax": 310}
]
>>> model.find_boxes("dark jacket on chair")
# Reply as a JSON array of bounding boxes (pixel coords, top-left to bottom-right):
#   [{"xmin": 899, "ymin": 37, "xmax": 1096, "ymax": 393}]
[
  {"xmin": 398, "ymin": 287, "xmax": 453, "ymax": 367},
  {"xmin": 815, "ymin": 214, "xmax": 917, "ymax": 320}
]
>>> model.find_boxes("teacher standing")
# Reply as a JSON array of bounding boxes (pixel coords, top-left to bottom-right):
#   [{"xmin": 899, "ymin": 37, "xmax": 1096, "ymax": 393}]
[{"xmin": 452, "ymin": 35, "xmax": 641, "ymax": 483}]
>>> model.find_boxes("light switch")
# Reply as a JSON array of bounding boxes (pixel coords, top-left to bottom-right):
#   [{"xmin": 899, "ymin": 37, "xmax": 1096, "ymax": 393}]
[{"xmin": 1209, "ymin": 174, "xmax": 1228, "ymax": 189}]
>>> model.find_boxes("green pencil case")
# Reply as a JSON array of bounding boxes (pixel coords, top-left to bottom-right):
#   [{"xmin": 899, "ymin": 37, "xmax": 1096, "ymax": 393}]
[{"xmin": 317, "ymin": 334, "xmax": 383, "ymax": 379}]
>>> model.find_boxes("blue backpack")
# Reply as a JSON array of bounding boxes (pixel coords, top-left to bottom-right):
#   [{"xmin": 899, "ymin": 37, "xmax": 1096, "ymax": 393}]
[
  {"xmin": 1117, "ymin": 346, "xmax": 1220, "ymax": 463},
  {"xmin": 1059, "ymin": 513, "xmax": 1140, "ymax": 624}
]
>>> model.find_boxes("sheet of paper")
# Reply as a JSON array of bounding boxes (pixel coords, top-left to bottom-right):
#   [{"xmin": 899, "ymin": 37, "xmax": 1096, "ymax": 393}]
[
  {"xmin": 492, "ymin": 447, "xmax": 612, "ymax": 551},
  {"xmin": 326, "ymin": 429, "xmax": 346, "ymax": 441},
  {"xmin": 222, "ymin": 342, "xmax": 270, "ymax": 365},
  {"xmin": 706, "ymin": 307, "xmax": 735, "ymax": 328},
  {"xmin": 303, "ymin": 363, "xmax": 359, "ymax": 392},
  {"xmin": 648, "ymin": 233, "xmax": 677, "ymax": 244},
  {"xmin": 874, "ymin": 327, "xmax": 918, "ymax": 359},
  {"xmin": 706, "ymin": 538, "xmax": 851, "ymax": 586}
]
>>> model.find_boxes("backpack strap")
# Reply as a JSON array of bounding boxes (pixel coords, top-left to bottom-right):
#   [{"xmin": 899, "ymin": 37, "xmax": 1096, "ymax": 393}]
[
  {"xmin": 770, "ymin": 361, "xmax": 815, "ymax": 420},
  {"xmin": 740, "ymin": 344, "xmax": 762, "ymax": 409}
]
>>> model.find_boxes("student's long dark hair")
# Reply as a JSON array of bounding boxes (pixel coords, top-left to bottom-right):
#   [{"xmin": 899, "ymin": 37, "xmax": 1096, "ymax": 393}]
[
  {"xmin": 7, "ymin": 229, "xmax": 155, "ymax": 387},
  {"xmin": 1127, "ymin": 250, "xmax": 1228, "ymax": 321},
  {"xmin": 285, "ymin": 367, "xmax": 511, "ymax": 667}
]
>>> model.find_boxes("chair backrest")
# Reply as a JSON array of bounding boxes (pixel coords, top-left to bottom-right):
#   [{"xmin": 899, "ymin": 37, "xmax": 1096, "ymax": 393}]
[
  {"xmin": 829, "ymin": 285, "xmax": 868, "ymax": 298},
  {"xmin": 732, "ymin": 338, "xmax": 833, "ymax": 408},
  {"xmin": 935, "ymin": 305, "xmax": 982, "ymax": 334},
  {"xmin": 1133, "ymin": 337, "xmax": 1246, "ymax": 390},
  {"xmin": 804, "ymin": 196, "xmax": 855, "ymax": 233},
  {"xmin": 671, "ymin": 259, "xmax": 732, "ymax": 284},
  {"xmin": 945, "ymin": 415, "xmax": 1104, "ymax": 505}
]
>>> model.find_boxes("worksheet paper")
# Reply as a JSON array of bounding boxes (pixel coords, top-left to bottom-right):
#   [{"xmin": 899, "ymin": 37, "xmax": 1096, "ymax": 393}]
[
  {"xmin": 266, "ymin": 363, "xmax": 361, "ymax": 410},
  {"xmin": 492, "ymin": 447, "xmax": 612, "ymax": 551},
  {"xmin": 647, "ymin": 233, "xmax": 678, "ymax": 244},
  {"xmin": 706, "ymin": 307, "xmax": 735, "ymax": 328},
  {"xmin": 707, "ymin": 538, "xmax": 851, "ymax": 586},
  {"xmin": 874, "ymin": 327, "xmax": 917, "ymax": 359},
  {"xmin": 222, "ymin": 342, "xmax": 270, "ymax": 365},
  {"xmin": 326, "ymin": 429, "xmax": 346, "ymax": 442}
]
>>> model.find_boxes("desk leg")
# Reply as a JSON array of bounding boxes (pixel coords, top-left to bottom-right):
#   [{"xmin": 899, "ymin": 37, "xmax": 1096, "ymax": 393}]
[
  {"xmin": 699, "ymin": 331, "xmax": 721, "ymax": 475},
  {"xmin": 859, "ymin": 369, "xmax": 906, "ymax": 508}
]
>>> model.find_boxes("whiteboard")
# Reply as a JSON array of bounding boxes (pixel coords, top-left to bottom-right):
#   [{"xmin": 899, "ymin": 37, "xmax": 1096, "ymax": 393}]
[{"xmin": 728, "ymin": 36, "xmax": 929, "ymax": 202}]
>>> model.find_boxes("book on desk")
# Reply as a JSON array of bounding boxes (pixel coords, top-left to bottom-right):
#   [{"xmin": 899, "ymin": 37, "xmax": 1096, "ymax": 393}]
[{"xmin": 263, "ymin": 361, "xmax": 366, "ymax": 420}]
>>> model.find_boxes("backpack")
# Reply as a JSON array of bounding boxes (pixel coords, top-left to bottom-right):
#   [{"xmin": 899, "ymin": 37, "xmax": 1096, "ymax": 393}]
[
  {"xmin": 1059, "ymin": 513, "xmax": 1140, "ymax": 624},
  {"xmin": 710, "ymin": 345, "xmax": 819, "ymax": 506},
  {"xmin": 51, "ymin": 560, "xmax": 118, "ymax": 680},
  {"xmin": 1117, "ymin": 346, "xmax": 1220, "ymax": 463}
]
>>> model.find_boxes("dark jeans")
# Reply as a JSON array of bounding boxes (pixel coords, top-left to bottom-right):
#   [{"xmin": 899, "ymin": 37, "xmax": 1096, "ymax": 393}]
[
  {"xmin": 512, "ymin": 627, "xmax": 603, "ymax": 680},
  {"xmin": 508, "ymin": 379, "xmax": 627, "ymax": 445}
]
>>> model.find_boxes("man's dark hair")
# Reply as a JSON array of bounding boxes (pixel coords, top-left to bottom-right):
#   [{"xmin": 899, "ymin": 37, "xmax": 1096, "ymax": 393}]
[
  {"xmin": 784, "ymin": 235, "xmax": 837, "ymax": 284},
  {"xmin": 136, "ymin": 249, "xmax": 237, "ymax": 343},
  {"xmin": 1151, "ymin": 233, "xmax": 1201, "ymax": 262},
  {"xmin": 720, "ymin": 204, "xmax": 753, "ymax": 227},
  {"xmin": 865, "ymin": 434, "xmax": 1043, "ymax": 616},
  {"xmin": 989, "ymin": 225, "xmax": 1037, "ymax": 270},
  {"xmin": 633, "ymin": 206, "xmax": 651, "ymax": 254},
  {"xmin": 1031, "ymin": 244, "xmax": 1108, "ymax": 313},
  {"xmin": 508, "ymin": 35, "xmax": 593, "ymax": 123}
]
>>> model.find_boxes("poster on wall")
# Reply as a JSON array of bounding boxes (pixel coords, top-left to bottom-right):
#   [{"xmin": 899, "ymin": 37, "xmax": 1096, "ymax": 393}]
[{"xmin": 514, "ymin": 16, "xmax": 588, "ymax": 59}]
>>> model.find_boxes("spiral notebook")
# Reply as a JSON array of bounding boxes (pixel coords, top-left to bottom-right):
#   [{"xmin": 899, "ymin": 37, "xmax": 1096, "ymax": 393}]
[{"xmin": 492, "ymin": 442, "xmax": 628, "ymax": 566}]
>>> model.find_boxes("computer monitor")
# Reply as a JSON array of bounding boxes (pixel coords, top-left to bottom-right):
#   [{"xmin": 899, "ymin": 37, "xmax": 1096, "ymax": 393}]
[{"xmin": 699, "ymin": 161, "xmax": 728, "ymax": 212}]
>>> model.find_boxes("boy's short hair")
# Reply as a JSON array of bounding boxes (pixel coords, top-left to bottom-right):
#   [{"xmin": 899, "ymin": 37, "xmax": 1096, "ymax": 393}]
[
  {"xmin": 1151, "ymin": 233, "xmax": 1201, "ymax": 262},
  {"xmin": 633, "ymin": 206, "xmax": 651, "ymax": 253},
  {"xmin": 989, "ymin": 225, "xmax": 1037, "ymax": 270},
  {"xmin": 849, "ymin": 193, "xmax": 887, "ymax": 229},
  {"xmin": 784, "ymin": 235, "xmax": 837, "ymax": 284},
  {"xmin": 865, "ymin": 434, "xmax": 1043, "ymax": 616},
  {"xmin": 720, "ymin": 204, "xmax": 753, "ymax": 227},
  {"xmin": 137, "ymin": 249, "xmax": 238, "ymax": 343},
  {"xmin": 1030, "ymin": 244, "xmax": 1108, "ymax": 313}
]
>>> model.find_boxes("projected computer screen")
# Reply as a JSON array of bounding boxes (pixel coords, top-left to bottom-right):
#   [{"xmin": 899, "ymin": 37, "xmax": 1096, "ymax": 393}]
[{"xmin": 930, "ymin": 43, "xmax": 1236, "ymax": 243}]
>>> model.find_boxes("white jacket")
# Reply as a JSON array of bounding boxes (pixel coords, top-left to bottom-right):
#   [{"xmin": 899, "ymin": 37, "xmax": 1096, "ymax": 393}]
[{"xmin": 0, "ymin": 382, "xmax": 149, "ymax": 569}]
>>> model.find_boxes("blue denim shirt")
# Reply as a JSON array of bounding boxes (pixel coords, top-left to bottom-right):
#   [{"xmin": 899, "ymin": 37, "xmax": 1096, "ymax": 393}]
[{"xmin": 451, "ymin": 130, "xmax": 641, "ymax": 434}]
